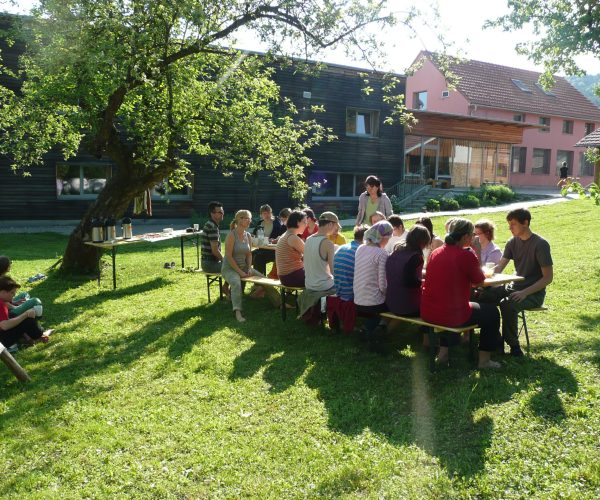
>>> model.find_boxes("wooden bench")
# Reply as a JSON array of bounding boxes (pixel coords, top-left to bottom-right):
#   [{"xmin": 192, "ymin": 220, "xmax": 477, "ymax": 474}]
[
  {"xmin": 0, "ymin": 343, "xmax": 31, "ymax": 382},
  {"xmin": 380, "ymin": 312, "xmax": 478, "ymax": 372},
  {"xmin": 196, "ymin": 271, "xmax": 304, "ymax": 321},
  {"xmin": 519, "ymin": 306, "xmax": 548, "ymax": 352},
  {"xmin": 195, "ymin": 270, "xmax": 224, "ymax": 303},
  {"xmin": 241, "ymin": 276, "xmax": 304, "ymax": 321}
]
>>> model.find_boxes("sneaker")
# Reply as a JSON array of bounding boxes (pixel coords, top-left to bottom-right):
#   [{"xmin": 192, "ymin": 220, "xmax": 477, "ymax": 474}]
[{"xmin": 510, "ymin": 345, "xmax": 524, "ymax": 357}]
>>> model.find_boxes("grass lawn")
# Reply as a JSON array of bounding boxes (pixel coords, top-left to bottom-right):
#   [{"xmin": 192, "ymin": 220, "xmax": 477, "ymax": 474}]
[{"xmin": 1, "ymin": 200, "xmax": 599, "ymax": 498}]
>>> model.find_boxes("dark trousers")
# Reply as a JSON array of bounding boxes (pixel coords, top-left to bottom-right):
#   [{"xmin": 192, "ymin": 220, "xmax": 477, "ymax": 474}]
[
  {"xmin": 439, "ymin": 302, "xmax": 501, "ymax": 352},
  {"xmin": 355, "ymin": 303, "xmax": 388, "ymax": 335},
  {"xmin": 252, "ymin": 249, "xmax": 275, "ymax": 275},
  {"xmin": 0, "ymin": 317, "xmax": 44, "ymax": 348},
  {"xmin": 478, "ymin": 286, "xmax": 545, "ymax": 347},
  {"xmin": 279, "ymin": 268, "xmax": 305, "ymax": 288}
]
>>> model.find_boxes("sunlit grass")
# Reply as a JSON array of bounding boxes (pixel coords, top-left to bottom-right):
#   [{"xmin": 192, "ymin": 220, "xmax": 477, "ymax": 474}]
[{"xmin": 1, "ymin": 200, "xmax": 598, "ymax": 497}]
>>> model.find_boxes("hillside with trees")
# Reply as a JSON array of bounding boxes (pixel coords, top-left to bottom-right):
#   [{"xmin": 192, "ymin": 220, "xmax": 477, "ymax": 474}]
[{"xmin": 567, "ymin": 74, "xmax": 600, "ymax": 107}]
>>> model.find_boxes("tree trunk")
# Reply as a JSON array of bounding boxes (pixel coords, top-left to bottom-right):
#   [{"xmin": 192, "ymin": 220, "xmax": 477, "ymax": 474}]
[{"xmin": 61, "ymin": 172, "xmax": 157, "ymax": 274}]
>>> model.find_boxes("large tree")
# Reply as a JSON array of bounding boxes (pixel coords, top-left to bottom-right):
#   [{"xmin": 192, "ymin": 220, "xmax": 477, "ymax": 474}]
[{"xmin": 0, "ymin": 0, "xmax": 405, "ymax": 273}]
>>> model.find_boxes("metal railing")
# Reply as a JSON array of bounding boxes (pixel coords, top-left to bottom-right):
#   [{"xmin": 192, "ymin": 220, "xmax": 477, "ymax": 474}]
[{"xmin": 386, "ymin": 178, "xmax": 429, "ymax": 207}]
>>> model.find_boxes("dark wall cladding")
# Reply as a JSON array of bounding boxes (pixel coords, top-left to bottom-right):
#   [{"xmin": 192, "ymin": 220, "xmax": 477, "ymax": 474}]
[{"xmin": 0, "ymin": 14, "xmax": 405, "ymax": 221}]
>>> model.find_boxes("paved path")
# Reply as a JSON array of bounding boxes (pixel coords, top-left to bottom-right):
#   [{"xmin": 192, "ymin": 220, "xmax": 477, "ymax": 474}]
[{"xmin": 0, "ymin": 190, "xmax": 575, "ymax": 236}]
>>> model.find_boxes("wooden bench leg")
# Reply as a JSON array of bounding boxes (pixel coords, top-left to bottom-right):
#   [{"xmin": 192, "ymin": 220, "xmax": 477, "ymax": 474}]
[
  {"xmin": 519, "ymin": 310, "xmax": 530, "ymax": 353},
  {"xmin": 206, "ymin": 275, "xmax": 212, "ymax": 303},
  {"xmin": 0, "ymin": 344, "xmax": 31, "ymax": 382},
  {"xmin": 218, "ymin": 277, "xmax": 223, "ymax": 301},
  {"xmin": 427, "ymin": 327, "xmax": 437, "ymax": 373},
  {"xmin": 281, "ymin": 288, "xmax": 287, "ymax": 321}
]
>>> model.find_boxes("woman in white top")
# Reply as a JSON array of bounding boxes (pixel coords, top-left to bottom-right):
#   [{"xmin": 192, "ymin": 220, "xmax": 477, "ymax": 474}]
[{"xmin": 353, "ymin": 221, "xmax": 393, "ymax": 349}]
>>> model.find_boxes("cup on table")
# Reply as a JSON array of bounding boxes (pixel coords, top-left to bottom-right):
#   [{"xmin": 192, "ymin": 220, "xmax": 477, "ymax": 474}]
[
  {"xmin": 33, "ymin": 304, "xmax": 43, "ymax": 317},
  {"xmin": 483, "ymin": 262, "xmax": 495, "ymax": 278},
  {"xmin": 193, "ymin": 223, "xmax": 199, "ymax": 232}
]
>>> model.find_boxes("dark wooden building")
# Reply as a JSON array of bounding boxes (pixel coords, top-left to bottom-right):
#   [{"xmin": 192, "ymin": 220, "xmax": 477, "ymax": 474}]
[{"xmin": 0, "ymin": 14, "xmax": 405, "ymax": 221}]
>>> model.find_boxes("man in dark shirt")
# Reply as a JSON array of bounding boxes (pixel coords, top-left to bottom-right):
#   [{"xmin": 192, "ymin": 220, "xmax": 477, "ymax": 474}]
[
  {"xmin": 559, "ymin": 161, "xmax": 568, "ymax": 180},
  {"xmin": 492, "ymin": 208, "xmax": 553, "ymax": 356},
  {"xmin": 200, "ymin": 201, "xmax": 225, "ymax": 273}
]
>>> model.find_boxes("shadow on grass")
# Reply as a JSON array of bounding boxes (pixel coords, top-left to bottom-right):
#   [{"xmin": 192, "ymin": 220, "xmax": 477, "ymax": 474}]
[
  {"xmin": 228, "ymin": 316, "xmax": 578, "ymax": 479},
  {"xmin": 0, "ymin": 305, "xmax": 213, "ymax": 438}
]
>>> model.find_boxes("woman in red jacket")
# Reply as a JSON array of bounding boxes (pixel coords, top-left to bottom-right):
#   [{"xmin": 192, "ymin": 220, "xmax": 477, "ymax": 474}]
[{"xmin": 421, "ymin": 218, "xmax": 501, "ymax": 369}]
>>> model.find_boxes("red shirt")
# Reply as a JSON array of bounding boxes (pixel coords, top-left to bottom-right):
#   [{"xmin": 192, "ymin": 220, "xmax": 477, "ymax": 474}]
[
  {"xmin": 300, "ymin": 223, "xmax": 319, "ymax": 241},
  {"xmin": 421, "ymin": 244, "xmax": 485, "ymax": 326},
  {"xmin": 0, "ymin": 302, "xmax": 9, "ymax": 322}
]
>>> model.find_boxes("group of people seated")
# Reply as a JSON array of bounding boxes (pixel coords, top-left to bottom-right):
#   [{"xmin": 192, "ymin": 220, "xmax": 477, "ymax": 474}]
[
  {"xmin": 199, "ymin": 175, "xmax": 553, "ymax": 369},
  {"xmin": 0, "ymin": 256, "xmax": 53, "ymax": 353}
]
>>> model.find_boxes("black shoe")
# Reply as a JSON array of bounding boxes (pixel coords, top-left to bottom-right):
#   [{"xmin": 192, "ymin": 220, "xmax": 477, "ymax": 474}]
[{"xmin": 510, "ymin": 345, "xmax": 524, "ymax": 357}]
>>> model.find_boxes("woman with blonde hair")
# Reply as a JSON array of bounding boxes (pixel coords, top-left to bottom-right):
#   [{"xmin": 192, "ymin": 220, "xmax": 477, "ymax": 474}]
[{"xmin": 221, "ymin": 210, "xmax": 263, "ymax": 323}]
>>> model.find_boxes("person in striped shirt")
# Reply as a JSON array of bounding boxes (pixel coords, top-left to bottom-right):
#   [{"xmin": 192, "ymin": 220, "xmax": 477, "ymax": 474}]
[{"xmin": 333, "ymin": 225, "xmax": 367, "ymax": 301}]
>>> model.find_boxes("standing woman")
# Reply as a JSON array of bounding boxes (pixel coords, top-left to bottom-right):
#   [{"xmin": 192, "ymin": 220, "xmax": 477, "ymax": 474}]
[
  {"xmin": 221, "ymin": 210, "xmax": 263, "ymax": 323},
  {"xmin": 420, "ymin": 218, "xmax": 502, "ymax": 369},
  {"xmin": 355, "ymin": 175, "xmax": 393, "ymax": 226}
]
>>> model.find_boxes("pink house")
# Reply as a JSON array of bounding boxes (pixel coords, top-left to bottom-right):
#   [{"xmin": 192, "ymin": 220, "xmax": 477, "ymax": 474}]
[{"xmin": 406, "ymin": 52, "xmax": 600, "ymax": 188}]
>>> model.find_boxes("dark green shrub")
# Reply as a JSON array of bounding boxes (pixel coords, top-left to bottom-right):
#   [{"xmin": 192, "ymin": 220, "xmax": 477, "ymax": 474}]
[
  {"xmin": 425, "ymin": 198, "xmax": 440, "ymax": 211},
  {"xmin": 454, "ymin": 194, "xmax": 480, "ymax": 208},
  {"xmin": 439, "ymin": 198, "xmax": 460, "ymax": 211},
  {"xmin": 481, "ymin": 184, "xmax": 515, "ymax": 202}
]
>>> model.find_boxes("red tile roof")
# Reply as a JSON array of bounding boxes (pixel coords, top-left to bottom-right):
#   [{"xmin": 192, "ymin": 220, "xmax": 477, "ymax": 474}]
[
  {"xmin": 423, "ymin": 52, "xmax": 600, "ymax": 121},
  {"xmin": 576, "ymin": 129, "xmax": 600, "ymax": 147}
]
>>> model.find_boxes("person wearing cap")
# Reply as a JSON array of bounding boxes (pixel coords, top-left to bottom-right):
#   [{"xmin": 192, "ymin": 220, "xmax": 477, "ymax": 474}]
[
  {"xmin": 297, "ymin": 212, "xmax": 339, "ymax": 324},
  {"xmin": 353, "ymin": 221, "xmax": 394, "ymax": 350},
  {"xmin": 0, "ymin": 275, "xmax": 52, "ymax": 349},
  {"xmin": 420, "ymin": 218, "xmax": 502, "ymax": 369}
]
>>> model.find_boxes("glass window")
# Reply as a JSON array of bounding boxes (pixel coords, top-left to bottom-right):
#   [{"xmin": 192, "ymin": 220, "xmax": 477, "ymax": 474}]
[
  {"xmin": 308, "ymin": 171, "xmax": 336, "ymax": 197},
  {"xmin": 579, "ymin": 152, "xmax": 595, "ymax": 177},
  {"xmin": 511, "ymin": 146, "xmax": 526, "ymax": 173},
  {"xmin": 585, "ymin": 123, "xmax": 595, "ymax": 135},
  {"xmin": 151, "ymin": 179, "xmax": 193, "ymax": 200},
  {"xmin": 346, "ymin": 108, "xmax": 380, "ymax": 137},
  {"xmin": 513, "ymin": 114, "xmax": 525, "ymax": 122},
  {"xmin": 532, "ymin": 148, "xmax": 551, "ymax": 175},
  {"xmin": 339, "ymin": 174, "xmax": 355, "ymax": 197},
  {"xmin": 556, "ymin": 150, "xmax": 573, "ymax": 175},
  {"xmin": 511, "ymin": 79, "xmax": 532, "ymax": 92},
  {"xmin": 56, "ymin": 163, "xmax": 111, "ymax": 198},
  {"xmin": 562, "ymin": 120, "xmax": 574, "ymax": 134},
  {"xmin": 539, "ymin": 117, "xmax": 550, "ymax": 132},
  {"xmin": 413, "ymin": 91, "xmax": 427, "ymax": 110}
]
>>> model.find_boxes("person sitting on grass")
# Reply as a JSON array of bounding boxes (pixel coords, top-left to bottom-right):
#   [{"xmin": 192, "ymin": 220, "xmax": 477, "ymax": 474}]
[
  {"xmin": 384, "ymin": 215, "xmax": 407, "ymax": 254},
  {"xmin": 327, "ymin": 224, "xmax": 368, "ymax": 333},
  {"xmin": 0, "ymin": 255, "xmax": 43, "ymax": 317},
  {"xmin": 276, "ymin": 210, "xmax": 307, "ymax": 288},
  {"xmin": 0, "ymin": 276, "xmax": 52, "ymax": 349},
  {"xmin": 385, "ymin": 225, "xmax": 431, "ymax": 317},
  {"xmin": 297, "ymin": 212, "xmax": 339, "ymax": 325},
  {"xmin": 420, "ymin": 218, "xmax": 502, "ymax": 369},
  {"xmin": 221, "ymin": 210, "xmax": 264, "ymax": 323},
  {"xmin": 353, "ymin": 221, "xmax": 393, "ymax": 351}
]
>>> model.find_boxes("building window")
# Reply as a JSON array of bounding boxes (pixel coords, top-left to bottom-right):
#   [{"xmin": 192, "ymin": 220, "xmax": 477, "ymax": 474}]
[
  {"xmin": 413, "ymin": 91, "xmax": 427, "ymax": 110},
  {"xmin": 532, "ymin": 148, "xmax": 551, "ymax": 175},
  {"xmin": 539, "ymin": 116, "xmax": 550, "ymax": 132},
  {"xmin": 556, "ymin": 150, "xmax": 573, "ymax": 175},
  {"xmin": 56, "ymin": 163, "xmax": 112, "ymax": 198},
  {"xmin": 580, "ymin": 152, "xmax": 595, "ymax": 177},
  {"xmin": 511, "ymin": 146, "xmax": 526, "ymax": 173},
  {"xmin": 151, "ymin": 179, "xmax": 193, "ymax": 200},
  {"xmin": 535, "ymin": 82, "xmax": 555, "ymax": 96},
  {"xmin": 511, "ymin": 79, "xmax": 532, "ymax": 93},
  {"xmin": 309, "ymin": 171, "xmax": 360, "ymax": 198},
  {"xmin": 346, "ymin": 108, "xmax": 380, "ymax": 137},
  {"xmin": 562, "ymin": 120, "xmax": 574, "ymax": 134},
  {"xmin": 585, "ymin": 123, "xmax": 595, "ymax": 135},
  {"xmin": 513, "ymin": 114, "xmax": 525, "ymax": 122},
  {"xmin": 441, "ymin": 90, "xmax": 449, "ymax": 98}
]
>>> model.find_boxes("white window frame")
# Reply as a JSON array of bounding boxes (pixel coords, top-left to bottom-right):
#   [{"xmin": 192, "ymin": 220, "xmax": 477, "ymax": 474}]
[
  {"xmin": 56, "ymin": 163, "xmax": 112, "ymax": 200},
  {"xmin": 151, "ymin": 179, "xmax": 193, "ymax": 201},
  {"xmin": 311, "ymin": 171, "xmax": 360, "ymax": 200},
  {"xmin": 346, "ymin": 108, "xmax": 380, "ymax": 138}
]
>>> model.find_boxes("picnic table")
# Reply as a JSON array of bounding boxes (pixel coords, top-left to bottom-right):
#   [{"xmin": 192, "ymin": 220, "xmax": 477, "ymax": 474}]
[
  {"xmin": 84, "ymin": 229, "xmax": 201, "ymax": 289},
  {"xmin": 482, "ymin": 273, "xmax": 524, "ymax": 287}
]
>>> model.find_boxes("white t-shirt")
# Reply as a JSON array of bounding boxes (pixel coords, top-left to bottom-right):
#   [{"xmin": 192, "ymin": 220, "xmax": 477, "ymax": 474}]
[{"xmin": 385, "ymin": 233, "xmax": 407, "ymax": 254}]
